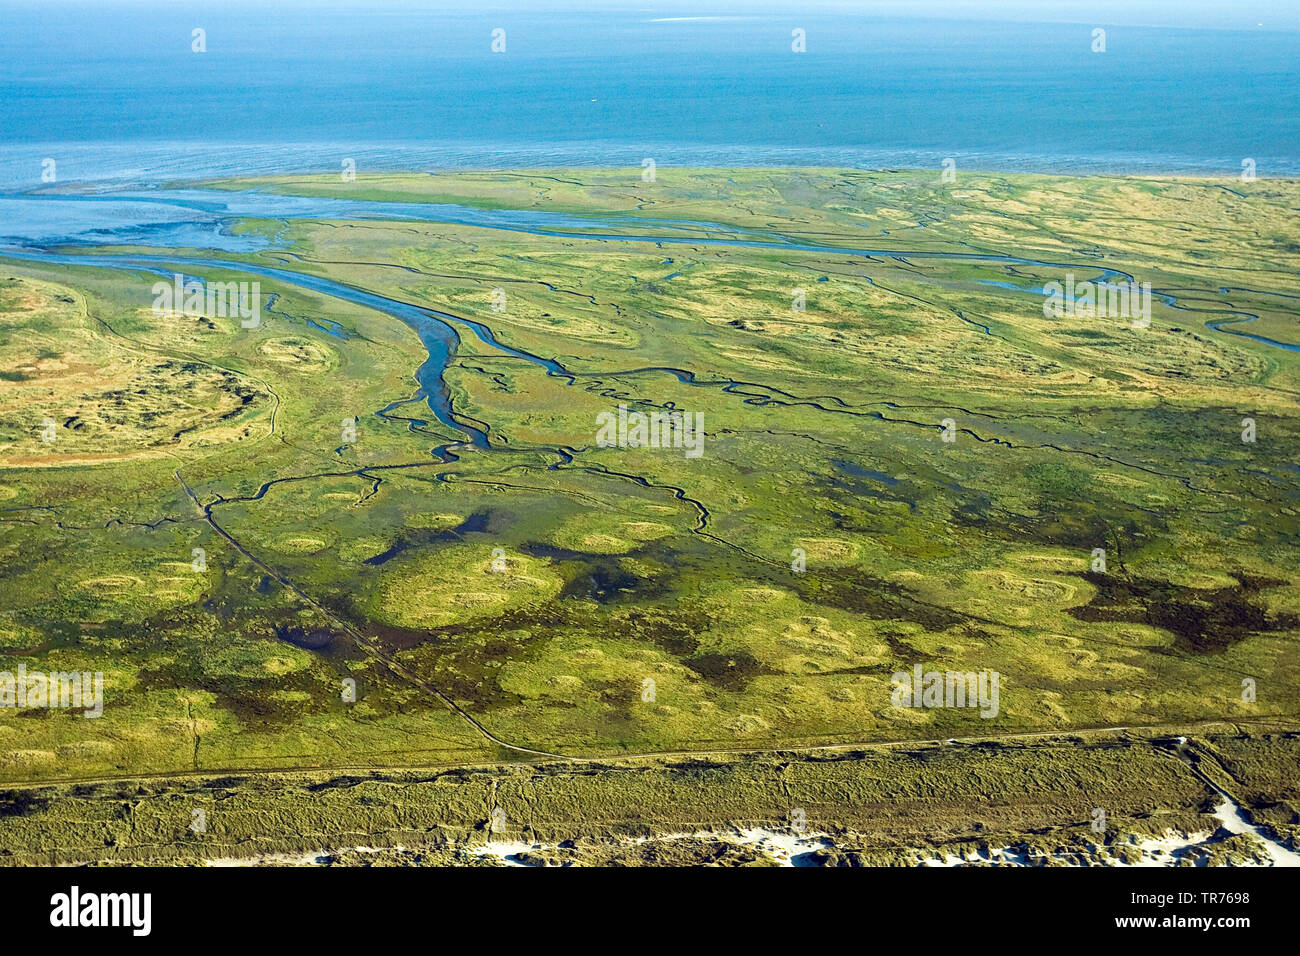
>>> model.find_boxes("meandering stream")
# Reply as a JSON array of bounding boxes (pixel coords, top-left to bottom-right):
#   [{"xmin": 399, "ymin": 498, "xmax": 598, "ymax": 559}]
[{"xmin": 3, "ymin": 186, "xmax": 1295, "ymax": 464}]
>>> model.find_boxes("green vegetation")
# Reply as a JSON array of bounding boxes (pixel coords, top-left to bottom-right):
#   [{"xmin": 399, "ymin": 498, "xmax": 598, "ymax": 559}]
[{"xmin": 1, "ymin": 169, "xmax": 1297, "ymax": 863}]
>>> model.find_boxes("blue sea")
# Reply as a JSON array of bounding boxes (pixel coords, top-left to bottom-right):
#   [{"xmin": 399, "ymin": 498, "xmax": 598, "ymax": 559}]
[{"xmin": 0, "ymin": 0, "xmax": 1298, "ymax": 187}]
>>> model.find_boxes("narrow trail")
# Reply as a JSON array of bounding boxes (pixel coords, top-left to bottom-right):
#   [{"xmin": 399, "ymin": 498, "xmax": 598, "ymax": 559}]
[{"xmin": 6, "ymin": 714, "xmax": 1294, "ymax": 791}]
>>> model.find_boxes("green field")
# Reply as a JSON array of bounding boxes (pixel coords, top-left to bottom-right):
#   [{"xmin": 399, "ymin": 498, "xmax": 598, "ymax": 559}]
[{"xmin": 2, "ymin": 169, "xmax": 1297, "ymax": 864}]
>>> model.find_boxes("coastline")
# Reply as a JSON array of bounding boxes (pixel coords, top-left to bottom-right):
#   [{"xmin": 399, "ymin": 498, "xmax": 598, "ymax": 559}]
[{"xmin": 3, "ymin": 143, "xmax": 1297, "ymax": 193}]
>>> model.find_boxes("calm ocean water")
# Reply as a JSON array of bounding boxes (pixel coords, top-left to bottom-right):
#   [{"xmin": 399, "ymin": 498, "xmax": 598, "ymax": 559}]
[{"xmin": 0, "ymin": 2, "xmax": 1297, "ymax": 187}]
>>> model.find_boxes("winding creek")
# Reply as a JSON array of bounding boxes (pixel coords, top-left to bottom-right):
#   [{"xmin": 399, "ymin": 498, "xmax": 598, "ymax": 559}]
[
  {"xmin": 2, "ymin": 186, "xmax": 1296, "ymax": 465},
  {"xmin": 1, "ymin": 186, "xmax": 1290, "ymax": 582},
  {"xmin": 2, "ymin": 187, "xmax": 1295, "ymax": 561}
]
